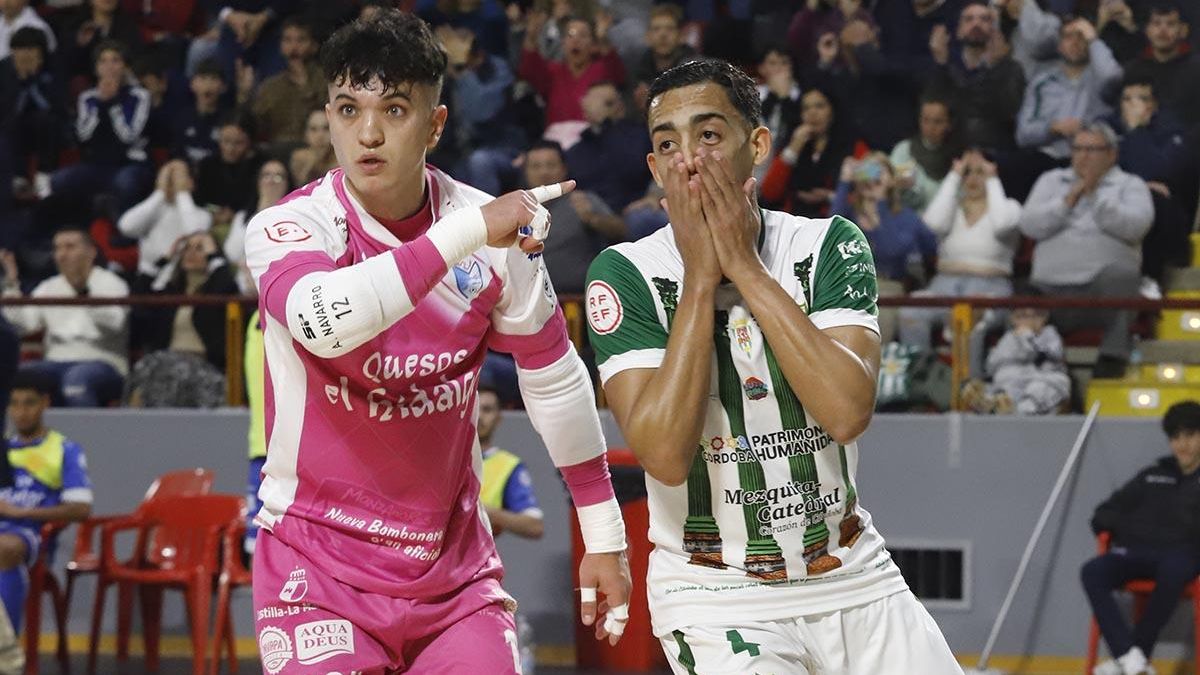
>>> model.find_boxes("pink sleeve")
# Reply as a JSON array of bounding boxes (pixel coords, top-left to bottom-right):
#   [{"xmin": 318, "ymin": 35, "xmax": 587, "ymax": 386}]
[{"xmin": 558, "ymin": 454, "xmax": 616, "ymax": 507}]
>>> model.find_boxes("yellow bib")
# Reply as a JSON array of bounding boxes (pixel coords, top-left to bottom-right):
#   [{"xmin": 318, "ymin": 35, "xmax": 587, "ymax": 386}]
[
  {"xmin": 480, "ymin": 448, "xmax": 522, "ymax": 509},
  {"xmin": 246, "ymin": 310, "xmax": 266, "ymax": 460},
  {"xmin": 9, "ymin": 430, "xmax": 67, "ymax": 490}
]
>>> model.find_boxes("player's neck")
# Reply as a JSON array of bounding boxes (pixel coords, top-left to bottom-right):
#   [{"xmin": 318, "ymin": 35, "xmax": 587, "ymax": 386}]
[
  {"xmin": 347, "ymin": 170, "xmax": 427, "ymax": 223},
  {"xmin": 16, "ymin": 425, "xmax": 47, "ymax": 444}
]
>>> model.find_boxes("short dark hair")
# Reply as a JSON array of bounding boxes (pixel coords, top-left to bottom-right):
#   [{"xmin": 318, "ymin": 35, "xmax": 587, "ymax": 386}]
[
  {"xmin": 1121, "ymin": 74, "xmax": 1156, "ymax": 92},
  {"xmin": 919, "ymin": 95, "xmax": 953, "ymax": 117},
  {"xmin": 757, "ymin": 44, "xmax": 790, "ymax": 64},
  {"xmin": 9, "ymin": 370, "xmax": 54, "ymax": 398},
  {"xmin": 92, "ymin": 39, "xmax": 128, "ymax": 64},
  {"xmin": 647, "ymin": 58, "xmax": 761, "ymax": 128},
  {"xmin": 648, "ymin": 4, "xmax": 683, "ymax": 25},
  {"xmin": 217, "ymin": 111, "xmax": 256, "ymax": 138},
  {"xmin": 54, "ymin": 225, "xmax": 95, "ymax": 247},
  {"xmin": 526, "ymin": 138, "xmax": 566, "ymax": 161},
  {"xmin": 320, "ymin": 10, "xmax": 446, "ymax": 99},
  {"xmin": 282, "ymin": 14, "xmax": 316, "ymax": 39},
  {"xmin": 1164, "ymin": 401, "xmax": 1200, "ymax": 438},
  {"xmin": 959, "ymin": 0, "xmax": 991, "ymax": 18},
  {"xmin": 193, "ymin": 58, "xmax": 225, "ymax": 81},
  {"xmin": 9, "ymin": 26, "xmax": 47, "ymax": 55},
  {"xmin": 1148, "ymin": 1, "xmax": 1184, "ymax": 20}
]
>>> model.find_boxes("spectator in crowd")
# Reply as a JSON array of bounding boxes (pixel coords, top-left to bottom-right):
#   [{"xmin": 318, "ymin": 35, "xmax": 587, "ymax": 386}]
[
  {"xmin": 213, "ymin": 1, "xmax": 287, "ymax": 83},
  {"xmin": 519, "ymin": 13, "xmax": 626, "ymax": 142},
  {"xmin": 0, "ymin": 228, "xmax": 129, "ymax": 407},
  {"xmin": 245, "ymin": 15, "xmax": 322, "ymax": 148},
  {"xmin": 0, "ymin": 28, "xmax": 66, "ymax": 203},
  {"xmin": 899, "ymin": 150, "xmax": 1020, "ymax": 349},
  {"xmin": 47, "ymin": 40, "xmax": 154, "ymax": 219},
  {"xmin": 565, "ymin": 81, "xmax": 650, "ymax": 213},
  {"xmin": 787, "ymin": 0, "xmax": 877, "ymax": 70},
  {"xmin": 223, "ymin": 157, "xmax": 291, "ymax": 292},
  {"xmin": 170, "ymin": 58, "xmax": 228, "ymax": 165},
  {"xmin": 833, "ymin": 153, "xmax": 937, "ymax": 342},
  {"xmin": 1014, "ymin": 18, "xmax": 1122, "ymax": 187},
  {"xmin": 117, "ymin": 159, "xmax": 212, "ymax": 288},
  {"xmin": 1123, "ymin": 2, "xmax": 1200, "ymax": 130},
  {"xmin": 1020, "ymin": 122, "xmax": 1153, "ymax": 377},
  {"xmin": 126, "ymin": 231, "xmax": 236, "ymax": 407},
  {"xmin": 416, "ymin": 0, "xmax": 508, "ymax": 59},
  {"xmin": 0, "ymin": 370, "xmax": 93, "ymax": 671},
  {"xmin": 441, "ymin": 24, "xmax": 526, "ymax": 196},
  {"xmin": 1083, "ymin": 400, "xmax": 1200, "ymax": 675},
  {"xmin": 996, "ymin": 0, "xmax": 1060, "ymax": 78},
  {"xmin": 808, "ymin": 15, "xmax": 921, "ymax": 152},
  {"xmin": 631, "ymin": 4, "xmax": 695, "ymax": 113},
  {"xmin": 61, "ymin": 0, "xmax": 143, "ymax": 82},
  {"xmin": 288, "ymin": 108, "xmax": 335, "ymax": 185},
  {"xmin": 890, "ymin": 97, "xmax": 961, "ymax": 211},
  {"xmin": 760, "ymin": 86, "xmax": 853, "ymax": 217},
  {"xmin": 962, "ymin": 298, "xmax": 1069, "ymax": 415},
  {"xmin": 194, "ymin": 113, "xmax": 258, "ymax": 239},
  {"xmin": 1094, "ymin": 0, "xmax": 1144, "ymax": 64},
  {"xmin": 0, "ymin": 0, "xmax": 56, "ymax": 62},
  {"xmin": 757, "ymin": 45, "xmax": 802, "ymax": 172},
  {"xmin": 526, "ymin": 139, "xmax": 624, "ymax": 294},
  {"xmin": 870, "ymin": 0, "xmax": 964, "ymax": 77},
  {"xmin": 925, "ymin": 1, "xmax": 1025, "ymax": 154},
  {"xmin": 130, "ymin": 50, "xmax": 176, "ymax": 152},
  {"xmin": 1107, "ymin": 77, "xmax": 1191, "ymax": 294},
  {"xmin": 476, "ymin": 385, "xmax": 543, "ymax": 540}
]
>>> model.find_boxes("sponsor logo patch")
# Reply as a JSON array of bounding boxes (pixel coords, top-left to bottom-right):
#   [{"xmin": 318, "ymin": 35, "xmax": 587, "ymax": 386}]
[
  {"xmin": 266, "ymin": 221, "xmax": 313, "ymax": 243},
  {"xmin": 586, "ymin": 280, "xmax": 623, "ymax": 335},
  {"xmin": 258, "ymin": 626, "xmax": 293, "ymax": 674},
  {"xmin": 743, "ymin": 377, "xmax": 768, "ymax": 400},
  {"xmin": 279, "ymin": 568, "xmax": 309, "ymax": 603},
  {"xmin": 295, "ymin": 619, "xmax": 355, "ymax": 665}
]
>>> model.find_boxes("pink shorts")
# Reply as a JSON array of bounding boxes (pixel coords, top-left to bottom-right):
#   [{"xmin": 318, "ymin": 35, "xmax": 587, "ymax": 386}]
[{"xmin": 252, "ymin": 531, "xmax": 520, "ymax": 674}]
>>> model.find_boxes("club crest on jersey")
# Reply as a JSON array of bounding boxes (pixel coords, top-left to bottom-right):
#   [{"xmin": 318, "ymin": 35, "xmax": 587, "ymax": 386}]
[
  {"xmin": 586, "ymin": 280, "xmax": 623, "ymax": 335},
  {"xmin": 731, "ymin": 318, "xmax": 754, "ymax": 355},
  {"xmin": 258, "ymin": 626, "xmax": 293, "ymax": 674},
  {"xmin": 279, "ymin": 568, "xmax": 309, "ymax": 603},
  {"xmin": 453, "ymin": 259, "xmax": 484, "ymax": 300},
  {"xmin": 743, "ymin": 377, "xmax": 768, "ymax": 400}
]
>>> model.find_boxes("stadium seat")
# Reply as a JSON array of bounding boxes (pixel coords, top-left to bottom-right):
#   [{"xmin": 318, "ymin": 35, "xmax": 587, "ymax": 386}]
[
  {"xmin": 210, "ymin": 522, "xmax": 251, "ymax": 675},
  {"xmin": 24, "ymin": 522, "xmax": 70, "ymax": 675},
  {"xmin": 94, "ymin": 494, "xmax": 245, "ymax": 675},
  {"xmin": 76, "ymin": 468, "xmax": 214, "ymax": 674},
  {"xmin": 1084, "ymin": 532, "xmax": 1200, "ymax": 674}
]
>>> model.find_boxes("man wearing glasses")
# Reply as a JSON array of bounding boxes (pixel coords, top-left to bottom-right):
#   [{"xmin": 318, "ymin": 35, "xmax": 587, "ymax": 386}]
[{"xmin": 1019, "ymin": 122, "xmax": 1153, "ymax": 378}]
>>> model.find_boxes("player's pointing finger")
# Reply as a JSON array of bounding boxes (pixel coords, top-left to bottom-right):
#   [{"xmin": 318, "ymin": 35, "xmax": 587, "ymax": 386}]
[{"xmin": 529, "ymin": 180, "xmax": 575, "ymax": 204}]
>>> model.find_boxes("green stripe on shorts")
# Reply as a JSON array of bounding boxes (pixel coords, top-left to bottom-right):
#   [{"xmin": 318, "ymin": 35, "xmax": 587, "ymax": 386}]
[{"xmin": 672, "ymin": 630, "xmax": 698, "ymax": 675}]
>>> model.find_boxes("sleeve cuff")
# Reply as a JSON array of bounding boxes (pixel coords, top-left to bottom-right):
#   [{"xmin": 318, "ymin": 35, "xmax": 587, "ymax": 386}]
[{"xmin": 597, "ymin": 348, "xmax": 666, "ymax": 385}]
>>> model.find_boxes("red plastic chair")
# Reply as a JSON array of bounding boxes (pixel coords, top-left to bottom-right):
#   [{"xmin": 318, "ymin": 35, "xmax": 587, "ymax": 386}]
[
  {"xmin": 94, "ymin": 495, "xmax": 246, "ymax": 675},
  {"xmin": 210, "ymin": 522, "xmax": 251, "ymax": 675},
  {"xmin": 76, "ymin": 468, "xmax": 214, "ymax": 672},
  {"xmin": 24, "ymin": 522, "xmax": 70, "ymax": 675},
  {"xmin": 1084, "ymin": 532, "xmax": 1200, "ymax": 674}
]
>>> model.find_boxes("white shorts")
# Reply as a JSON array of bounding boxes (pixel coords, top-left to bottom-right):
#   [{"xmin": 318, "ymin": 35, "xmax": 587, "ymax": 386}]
[{"xmin": 660, "ymin": 590, "xmax": 962, "ymax": 675}]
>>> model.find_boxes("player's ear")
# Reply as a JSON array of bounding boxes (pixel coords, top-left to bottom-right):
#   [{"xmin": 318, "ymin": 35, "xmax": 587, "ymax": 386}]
[
  {"xmin": 428, "ymin": 104, "xmax": 449, "ymax": 149},
  {"xmin": 647, "ymin": 152, "xmax": 663, "ymax": 188},
  {"xmin": 749, "ymin": 125, "xmax": 772, "ymax": 167}
]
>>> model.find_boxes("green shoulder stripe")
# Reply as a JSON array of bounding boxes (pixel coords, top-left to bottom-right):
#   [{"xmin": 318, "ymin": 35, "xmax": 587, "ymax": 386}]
[
  {"xmin": 810, "ymin": 215, "xmax": 879, "ymax": 316},
  {"xmin": 585, "ymin": 248, "xmax": 668, "ymax": 367}
]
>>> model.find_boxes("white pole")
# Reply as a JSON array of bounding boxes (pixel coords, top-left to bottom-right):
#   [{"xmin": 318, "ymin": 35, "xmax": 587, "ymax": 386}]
[{"xmin": 975, "ymin": 402, "xmax": 1101, "ymax": 671}]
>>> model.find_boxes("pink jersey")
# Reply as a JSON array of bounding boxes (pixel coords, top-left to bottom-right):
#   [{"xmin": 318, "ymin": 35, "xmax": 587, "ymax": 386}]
[{"xmin": 244, "ymin": 166, "xmax": 569, "ymax": 600}]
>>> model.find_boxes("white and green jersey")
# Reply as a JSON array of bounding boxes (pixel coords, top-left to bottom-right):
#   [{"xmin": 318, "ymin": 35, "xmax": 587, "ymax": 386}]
[{"xmin": 585, "ymin": 210, "xmax": 907, "ymax": 637}]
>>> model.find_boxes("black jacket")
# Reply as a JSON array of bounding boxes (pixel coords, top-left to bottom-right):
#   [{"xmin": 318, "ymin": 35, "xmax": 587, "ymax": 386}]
[
  {"xmin": 141, "ymin": 258, "xmax": 240, "ymax": 370},
  {"xmin": 1091, "ymin": 456, "xmax": 1200, "ymax": 552}
]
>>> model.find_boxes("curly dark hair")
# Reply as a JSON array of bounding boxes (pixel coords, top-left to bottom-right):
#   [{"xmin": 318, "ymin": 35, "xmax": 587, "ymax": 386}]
[
  {"xmin": 646, "ymin": 58, "xmax": 761, "ymax": 129},
  {"xmin": 320, "ymin": 9, "xmax": 447, "ymax": 99},
  {"xmin": 1163, "ymin": 401, "xmax": 1200, "ymax": 439}
]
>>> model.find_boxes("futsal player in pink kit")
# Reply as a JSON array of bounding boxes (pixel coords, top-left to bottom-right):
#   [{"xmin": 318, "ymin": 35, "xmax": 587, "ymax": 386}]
[{"xmin": 244, "ymin": 11, "xmax": 631, "ymax": 674}]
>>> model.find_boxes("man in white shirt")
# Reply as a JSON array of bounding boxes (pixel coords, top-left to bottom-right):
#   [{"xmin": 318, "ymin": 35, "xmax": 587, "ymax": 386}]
[
  {"xmin": 0, "ymin": 0, "xmax": 56, "ymax": 62},
  {"xmin": 0, "ymin": 228, "xmax": 129, "ymax": 406}
]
